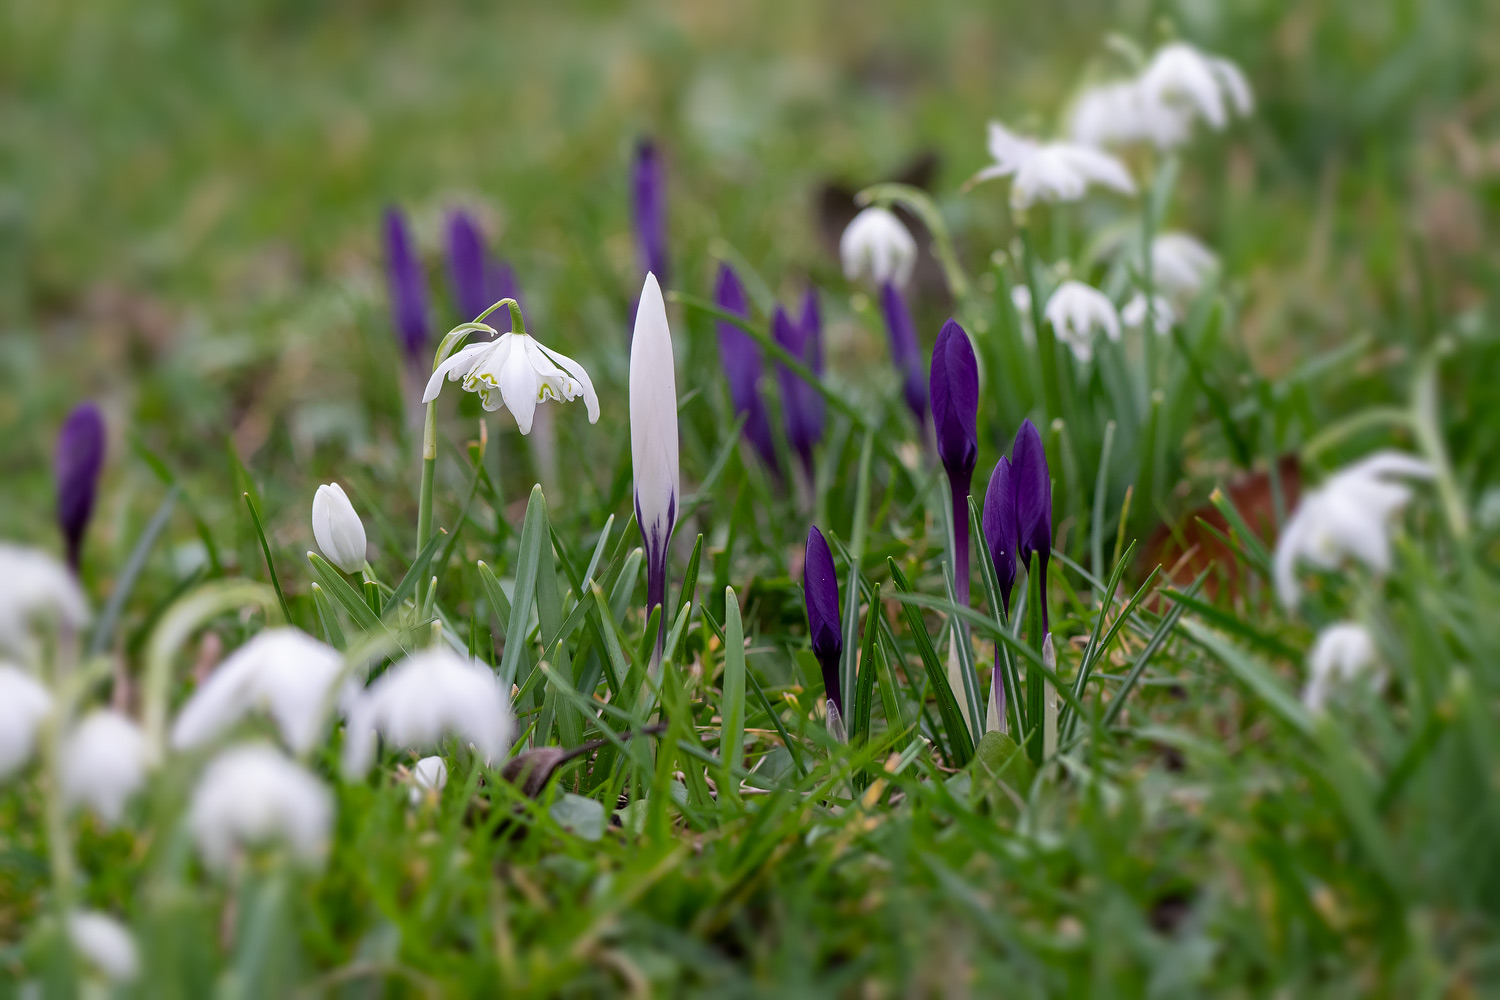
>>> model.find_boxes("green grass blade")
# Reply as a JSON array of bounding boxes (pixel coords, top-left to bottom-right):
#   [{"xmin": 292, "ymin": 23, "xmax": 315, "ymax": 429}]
[
  {"xmin": 311, "ymin": 583, "xmax": 345, "ymax": 651},
  {"xmin": 887, "ymin": 557, "xmax": 973, "ymax": 766},
  {"xmin": 501, "ymin": 486, "xmax": 549, "ymax": 690},
  {"xmin": 242, "ymin": 490, "xmax": 293, "ymax": 624},
  {"xmin": 720, "ymin": 586, "xmax": 746, "ymax": 775},
  {"xmin": 307, "ymin": 552, "xmax": 383, "ymax": 635}
]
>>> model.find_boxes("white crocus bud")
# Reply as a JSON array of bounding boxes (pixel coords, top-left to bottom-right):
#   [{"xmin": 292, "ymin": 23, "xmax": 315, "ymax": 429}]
[
  {"xmin": 840, "ymin": 207, "xmax": 917, "ymax": 288},
  {"xmin": 1044, "ymin": 281, "xmax": 1121, "ymax": 362},
  {"xmin": 67, "ymin": 910, "xmax": 140, "ymax": 983},
  {"xmin": 0, "ymin": 544, "xmax": 90, "ymax": 655},
  {"xmin": 409, "ymin": 755, "xmax": 448, "ymax": 804},
  {"xmin": 311, "ymin": 483, "xmax": 367, "ymax": 574},
  {"xmin": 61, "ymin": 710, "xmax": 147, "ymax": 825},
  {"xmin": 629, "ymin": 273, "xmax": 680, "ymax": 653},
  {"xmin": 188, "ymin": 743, "xmax": 333, "ymax": 871},
  {"xmin": 0, "ymin": 665, "xmax": 53, "ymax": 779}
]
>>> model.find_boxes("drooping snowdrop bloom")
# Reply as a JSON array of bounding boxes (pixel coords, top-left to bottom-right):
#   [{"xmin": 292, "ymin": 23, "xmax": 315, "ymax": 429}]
[
  {"xmin": 714, "ymin": 264, "xmax": 778, "ymax": 471},
  {"xmin": 1012, "ymin": 419, "xmax": 1053, "ymax": 628},
  {"xmin": 803, "ymin": 527, "xmax": 843, "ymax": 732},
  {"xmin": 0, "ymin": 665, "xmax": 53, "ymax": 779},
  {"xmin": 409, "ymin": 755, "xmax": 448, "ymax": 804},
  {"xmin": 422, "ymin": 309, "xmax": 600, "ymax": 436},
  {"xmin": 61, "ymin": 710, "xmax": 147, "ymax": 825},
  {"xmin": 773, "ymin": 301, "xmax": 826, "ymax": 483},
  {"xmin": 342, "ymin": 648, "xmax": 513, "ymax": 779},
  {"xmin": 632, "ymin": 139, "xmax": 669, "ymax": 286},
  {"xmin": 67, "ymin": 910, "xmax": 139, "ymax": 983},
  {"xmin": 972, "ymin": 122, "xmax": 1136, "ymax": 212},
  {"xmin": 1303, "ymin": 623, "xmax": 1382, "ymax": 713},
  {"xmin": 1138, "ymin": 42, "xmax": 1253, "ymax": 136},
  {"xmin": 1151, "ymin": 232, "xmax": 1220, "ymax": 298},
  {"xmin": 1044, "ymin": 281, "xmax": 1121, "ymax": 362},
  {"xmin": 629, "ymin": 273, "xmax": 679, "ymax": 656},
  {"xmin": 1122, "ymin": 292, "xmax": 1176, "ymax": 335},
  {"xmin": 383, "ymin": 207, "xmax": 430, "ymax": 366},
  {"xmin": 0, "ymin": 544, "xmax": 90, "ymax": 655},
  {"xmin": 1274, "ymin": 452, "xmax": 1432, "ymax": 608},
  {"xmin": 840, "ymin": 207, "xmax": 917, "ymax": 288},
  {"xmin": 929, "ymin": 321, "xmax": 979, "ymax": 603},
  {"xmin": 878, "ymin": 282, "xmax": 928, "ymax": 426},
  {"xmin": 445, "ymin": 210, "xmax": 519, "ymax": 323},
  {"xmin": 54, "ymin": 403, "xmax": 106, "ymax": 571},
  {"xmin": 189, "ymin": 743, "xmax": 333, "ymax": 871},
  {"xmin": 1067, "ymin": 80, "xmax": 1192, "ymax": 150},
  {"xmin": 171, "ymin": 628, "xmax": 345, "ymax": 755},
  {"xmin": 311, "ymin": 483, "xmax": 367, "ymax": 575}
]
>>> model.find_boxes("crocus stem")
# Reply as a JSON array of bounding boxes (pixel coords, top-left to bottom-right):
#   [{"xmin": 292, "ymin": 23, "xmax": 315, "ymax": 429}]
[
  {"xmin": 1018, "ymin": 226, "xmax": 1063, "ymax": 425},
  {"xmin": 949, "ymin": 474, "xmax": 972, "ymax": 608}
]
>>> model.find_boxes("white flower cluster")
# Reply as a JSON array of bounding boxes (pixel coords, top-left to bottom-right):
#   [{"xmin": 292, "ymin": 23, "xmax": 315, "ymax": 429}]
[{"xmin": 1069, "ymin": 42, "xmax": 1253, "ymax": 151}]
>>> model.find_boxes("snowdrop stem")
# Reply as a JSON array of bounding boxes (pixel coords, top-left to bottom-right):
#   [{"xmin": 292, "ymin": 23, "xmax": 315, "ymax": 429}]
[
  {"xmin": 1140, "ymin": 196, "xmax": 1158, "ymax": 396},
  {"xmin": 1018, "ymin": 228, "xmax": 1063, "ymax": 424},
  {"xmin": 42, "ymin": 712, "xmax": 76, "ymax": 908}
]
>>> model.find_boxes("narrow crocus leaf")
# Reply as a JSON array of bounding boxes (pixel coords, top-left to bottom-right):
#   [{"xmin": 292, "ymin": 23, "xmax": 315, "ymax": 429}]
[
  {"xmin": 981, "ymin": 457, "xmax": 1018, "ymax": 614},
  {"xmin": 714, "ymin": 264, "xmax": 777, "ymax": 470},
  {"xmin": 383, "ymin": 207, "xmax": 430, "ymax": 364},
  {"xmin": 878, "ymin": 280, "xmax": 928, "ymax": 426},
  {"xmin": 803, "ymin": 526, "xmax": 843, "ymax": 717},
  {"xmin": 55, "ymin": 403, "xmax": 106, "ymax": 570},
  {"xmin": 1011, "ymin": 418, "xmax": 1052, "ymax": 628},
  {"xmin": 631, "ymin": 139, "xmax": 668, "ymax": 286},
  {"xmin": 630, "ymin": 273, "xmax": 679, "ymax": 662},
  {"xmin": 929, "ymin": 320, "xmax": 979, "ymax": 603}
]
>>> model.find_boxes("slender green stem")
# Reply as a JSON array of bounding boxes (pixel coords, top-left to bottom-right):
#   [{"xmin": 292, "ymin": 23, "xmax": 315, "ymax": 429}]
[
  {"xmin": 1019, "ymin": 226, "xmax": 1063, "ymax": 424},
  {"xmin": 1141, "ymin": 194, "xmax": 1156, "ymax": 398}
]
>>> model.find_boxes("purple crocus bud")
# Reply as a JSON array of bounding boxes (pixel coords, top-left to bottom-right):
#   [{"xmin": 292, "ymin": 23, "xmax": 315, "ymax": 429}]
[
  {"xmin": 929, "ymin": 320, "xmax": 979, "ymax": 604},
  {"xmin": 383, "ymin": 207, "xmax": 430, "ymax": 365},
  {"xmin": 773, "ymin": 305, "xmax": 823, "ymax": 483},
  {"xmin": 489, "ymin": 258, "xmax": 521, "ymax": 313},
  {"xmin": 798, "ymin": 286, "xmax": 827, "ymax": 450},
  {"xmin": 803, "ymin": 526, "xmax": 843, "ymax": 718},
  {"xmin": 878, "ymin": 281, "xmax": 927, "ymax": 426},
  {"xmin": 55, "ymin": 403, "xmax": 106, "ymax": 571},
  {"xmin": 714, "ymin": 265, "xmax": 777, "ymax": 471},
  {"xmin": 1011, "ymin": 418, "xmax": 1053, "ymax": 626},
  {"xmin": 981, "ymin": 456, "xmax": 1018, "ymax": 615},
  {"xmin": 446, "ymin": 210, "xmax": 489, "ymax": 322},
  {"xmin": 631, "ymin": 139, "xmax": 668, "ymax": 287}
]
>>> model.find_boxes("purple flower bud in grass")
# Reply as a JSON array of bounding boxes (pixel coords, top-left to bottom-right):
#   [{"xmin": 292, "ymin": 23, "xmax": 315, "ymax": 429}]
[
  {"xmin": 714, "ymin": 265, "xmax": 777, "ymax": 471},
  {"xmin": 878, "ymin": 281, "xmax": 927, "ymax": 426},
  {"xmin": 803, "ymin": 526, "xmax": 843, "ymax": 718},
  {"xmin": 489, "ymin": 258, "xmax": 520, "ymax": 312},
  {"xmin": 930, "ymin": 320, "xmax": 979, "ymax": 604},
  {"xmin": 1011, "ymin": 418, "xmax": 1053, "ymax": 627},
  {"xmin": 798, "ymin": 286, "xmax": 827, "ymax": 451},
  {"xmin": 55, "ymin": 403, "xmax": 106, "ymax": 571},
  {"xmin": 632, "ymin": 139, "xmax": 668, "ymax": 286},
  {"xmin": 774, "ymin": 305, "xmax": 825, "ymax": 482},
  {"xmin": 383, "ymin": 207, "xmax": 430, "ymax": 365},
  {"xmin": 981, "ymin": 456, "xmax": 1018, "ymax": 615},
  {"xmin": 446, "ymin": 211, "xmax": 488, "ymax": 322}
]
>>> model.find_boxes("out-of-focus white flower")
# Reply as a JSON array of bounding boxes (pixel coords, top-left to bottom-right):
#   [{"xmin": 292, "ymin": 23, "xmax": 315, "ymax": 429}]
[
  {"xmin": 172, "ymin": 628, "xmax": 344, "ymax": 756},
  {"xmin": 423, "ymin": 331, "xmax": 599, "ymax": 436},
  {"xmin": 188, "ymin": 743, "xmax": 332, "ymax": 871},
  {"xmin": 1139, "ymin": 42, "xmax": 1253, "ymax": 134},
  {"xmin": 1151, "ymin": 232, "xmax": 1220, "ymax": 298},
  {"xmin": 0, "ymin": 544, "xmax": 89, "ymax": 654},
  {"xmin": 972, "ymin": 122, "xmax": 1135, "ymax": 211},
  {"xmin": 1122, "ymin": 292, "xmax": 1176, "ymax": 335},
  {"xmin": 1304, "ymin": 623, "xmax": 1382, "ymax": 712},
  {"xmin": 1044, "ymin": 281, "xmax": 1121, "ymax": 362},
  {"xmin": 67, "ymin": 910, "xmax": 139, "ymax": 983},
  {"xmin": 0, "ymin": 665, "xmax": 53, "ymax": 779},
  {"xmin": 1274, "ymin": 452, "xmax": 1433, "ymax": 608},
  {"xmin": 629, "ymin": 273, "xmax": 680, "ymax": 647},
  {"xmin": 840, "ymin": 207, "xmax": 918, "ymax": 288},
  {"xmin": 409, "ymin": 755, "xmax": 448, "ymax": 804},
  {"xmin": 1010, "ymin": 285, "xmax": 1035, "ymax": 342},
  {"xmin": 61, "ymin": 711, "xmax": 146, "ymax": 825},
  {"xmin": 342, "ymin": 649, "xmax": 513, "ymax": 779},
  {"xmin": 1068, "ymin": 80, "xmax": 1192, "ymax": 150},
  {"xmin": 311, "ymin": 483, "xmax": 367, "ymax": 574}
]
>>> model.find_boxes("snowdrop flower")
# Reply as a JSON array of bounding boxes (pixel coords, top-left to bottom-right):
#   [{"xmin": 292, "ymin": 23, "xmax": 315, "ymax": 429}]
[
  {"xmin": 311, "ymin": 483, "xmax": 367, "ymax": 575},
  {"xmin": 189, "ymin": 743, "xmax": 332, "ymax": 871},
  {"xmin": 1274, "ymin": 452, "xmax": 1432, "ymax": 608},
  {"xmin": 1139, "ymin": 42, "xmax": 1253, "ymax": 135},
  {"xmin": 67, "ymin": 911, "xmax": 139, "ymax": 983},
  {"xmin": 342, "ymin": 648, "xmax": 513, "ymax": 779},
  {"xmin": 1044, "ymin": 281, "xmax": 1121, "ymax": 362},
  {"xmin": 55, "ymin": 403, "xmax": 106, "ymax": 571},
  {"xmin": 409, "ymin": 755, "xmax": 448, "ymax": 804},
  {"xmin": 1151, "ymin": 232, "xmax": 1219, "ymax": 298},
  {"xmin": 972, "ymin": 121, "xmax": 1135, "ymax": 211},
  {"xmin": 422, "ymin": 309, "xmax": 599, "ymax": 436},
  {"xmin": 172, "ymin": 628, "xmax": 345, "ymax": 755},
  {"xmin": 1009, "ymin": 285, "xmax": 1035, "ymax": 341},
  {"xmin": 629, "ymin": 273, "xmax": 679, "ymax": 654},
  {"xmin": 0, "ymin": 544, "xmax": 90, "ymax": 654},
  {"xmin": 1122, "ymin": 292, "xmax": 1176, "ymax": 335},
  {"xmin": 1303, "ymin": 623, "xmax": 1381, "ymax": 713},
  {"xmin": 1068, "ymin": 80, "xmax": 1192, "ymax": 150},
  {"xmin": 0, "ymin": 665, "xmax": 53, "ymax": 779},
  {"xmin": 61, "ymin": 711, "xmax": 146, "ymax": 825},
  {"xmin": 840, "ymin": 207, "xmax": 917, "ymax": 288}
]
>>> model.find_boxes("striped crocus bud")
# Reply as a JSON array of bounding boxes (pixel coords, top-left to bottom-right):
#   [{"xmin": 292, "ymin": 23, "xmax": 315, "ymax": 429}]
[
  {"xmin": 929, "ymin": 320, "xmax": 979, "ymax": 603},
  {"xmin": 878, "ymin": 281, "xmax": 928, "ymax": 427},
  {"xmin": 981, "ymin": 456, "xmax": 1018, "ymax": 616},
  {"xmin": 383, "ymin": 207, "xmax": 430, "ymax": 365},
  {"xmin": 714, "ymin": 264, "xmax": 777, "ymax": 471},
  {"xmin": 55, "ymin": 403, "xmax": 106, "ymax": 571},
  {"xmin": 1011, "ymin": 418, "xmax": 1052, "ymax": 626},
  {"xmin": 631, "ymin": 140, "xmax": 668, "ymax": 286},
  {"xmin": 773, "ymin": 303, "xmax": 825, "ymax": 483},
  {"xmin": 629, "ymin": 273, "xmax": 679, "ymax": 661},
  {"xmin": 802, "ymin": 526, "xmax": 843, "ymax": 720}
]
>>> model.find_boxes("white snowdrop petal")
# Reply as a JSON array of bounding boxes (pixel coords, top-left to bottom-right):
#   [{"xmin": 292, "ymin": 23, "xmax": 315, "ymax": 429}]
[
  {"xmin": 0, "ymin": 665, "xmax": 53, "ymax": 779},
  {"xmin": 0, "ymin": 545, "xmax": 90, "ymax": 655},
  {"xmin": 61, "ymin": 711, "xmax": 146, "ymax": 825},
  {"xmin": 839, "ymin": 207, "xmax": 917, "ymax": 288},
  {"xmin": 67, "ymin": 911, "xmax": 139, "ymax": 983},
  {"xmin": 189, "ymin": 744, "xmax": 332, "ymax": 871}
]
